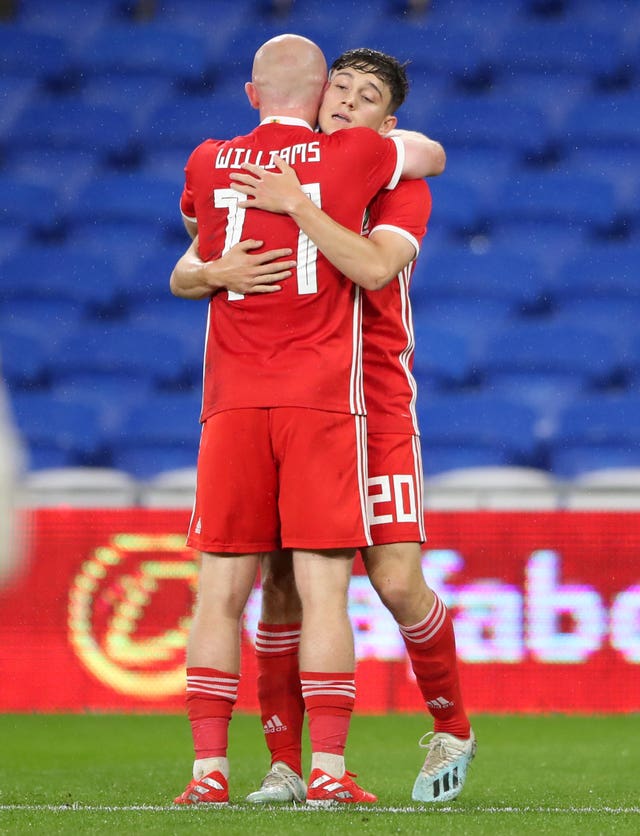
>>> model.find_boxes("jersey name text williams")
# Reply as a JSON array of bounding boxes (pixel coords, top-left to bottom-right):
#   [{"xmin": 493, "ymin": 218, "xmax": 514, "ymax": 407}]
[{"xmin": 215, "ymin": 141, "xmax": 321, "ymax": 170}]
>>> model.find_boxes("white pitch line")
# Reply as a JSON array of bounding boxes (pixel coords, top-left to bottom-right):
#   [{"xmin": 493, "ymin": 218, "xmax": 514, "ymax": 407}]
[{"xmin": 0, "ymin": 805, "xmax": 639, "ymax": 814}]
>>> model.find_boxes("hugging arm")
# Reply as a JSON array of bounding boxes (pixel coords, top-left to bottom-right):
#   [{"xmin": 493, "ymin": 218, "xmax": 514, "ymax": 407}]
[
  {"xmin": 393, "ymin": 129, "xmax": 446, "ymax": 179},
  {"xmin": 230, "ymin": 157, "xmax": 417, "ymax": 291},
  {"xmin": 170, "ymin": 235, "xmax": 297, "ymax": 299}
]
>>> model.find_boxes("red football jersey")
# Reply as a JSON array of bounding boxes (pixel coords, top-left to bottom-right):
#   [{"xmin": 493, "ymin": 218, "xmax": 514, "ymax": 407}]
[
  {"xmin": 180, "ymin": 117, "xmax": 404, "ymax": 419},
  {"xmin": 361, "ymin": 178, "xmax": 432, "ymax": 435}
]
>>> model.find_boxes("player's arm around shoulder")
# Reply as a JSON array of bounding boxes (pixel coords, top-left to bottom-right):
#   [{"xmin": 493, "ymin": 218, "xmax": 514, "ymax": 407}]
[
  {"xmin": 229, "ymin": 154, "xmax": 415, "ymax": 292},
  {"xmin": 334, "ymin": 125, "xmax": 445, "ymax": 183},
  {"xmin": 390, "ymin": 129, "xmax": 446, "ymax": 179}
]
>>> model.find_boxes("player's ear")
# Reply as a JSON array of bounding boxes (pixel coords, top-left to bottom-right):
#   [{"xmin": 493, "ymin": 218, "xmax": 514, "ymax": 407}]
[
  {"xmin": 378, "ymin": 114, "xmax": 398, "ymax": 136},
  {"xmin": 245, "ymin": 81, "xmax": 260, "ymax": 110}
]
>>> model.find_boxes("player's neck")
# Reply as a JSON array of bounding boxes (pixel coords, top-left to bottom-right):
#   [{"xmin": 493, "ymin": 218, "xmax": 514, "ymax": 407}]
[
  {"xmin": 259, "ymin": 114, "xmax": 316, "ymax": 131},
  {"xmin": 259, "ymin": 106, "xmax": 317, "ymax": 130}
]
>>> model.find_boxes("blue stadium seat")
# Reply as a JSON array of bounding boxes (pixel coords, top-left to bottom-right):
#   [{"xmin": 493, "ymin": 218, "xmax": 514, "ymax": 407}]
[
  {"xmin": 16, "ymin": 0, "xmax": 119, "ymax": 39},
  {"xmin": 549, "ymin": 303, "xmax": 640, "ymax": 360},
  {"xmin": 2, "ymin": 1, "xmax": 638, "ymax": 483},
  {"xmin": 429, "ymin": 96, "xmax": 552, "ymax": 157},
  {"xmin": 68, "ymin": 173, "xmax": 183, "ymax": 234},
  {"xmin": 53, "ymin": 322, "xmax": 197, "ymax": 388},
  {"xmin": 14, "ymin": 445, "xmax": 72, "ymax": 472},
  {"xmin": 412, "ymin": 246, "xmax": 547, "ymax": 313},
  {"xmin": 412, "ymin": 324, "xmax": 476, "ymax": 390},
  {"xmin": 0, "ymin": 175, "xmax": 60, "ymax": 233},
  {"xmin": 365, "ymin": 23, "xmax": 494, "ymax": 83},
  {"xmin": 128, "ymin": 297, "xmax": 208, "ymax": 357},
  {"xmin": 5, "ymin": 148, "xmax": 100, "ymax": 212},
  {"xmin": 0, "ymin": 76, "xmax": 38, "ymax": 141},
  {"xmin": 566, "ymin": 148, "xmax": 640, "ymax": 212},
  {"xmin": 564, "ymin": 0, "xmax": 640, "ymax": 28},
  {"xmin": 139, "ymin": 92, "xmax": 256, "ymax": 150},
  {"xmin": 482, "ymin": 372, "xmax": 585, "ymax": 441},
  {"xmin": 549, "ymin": 394, "xmax": 640, "ymax": 476},
  {"xmin": 411, "ymin": 300, "xmax": 513, "ymax": 357},
  {"xmin": 0, "ymin": 300, "xmax": 83, "ymax": 342},
  {"xmin": 493, "ymin": 22, "xmax": 627, "ymax": 81},
  {"xmin": 80, "ymin": 73, "xmax": 173, "ymax": 110},
  {"xmin": 7, "ymin": 99, "xmax": 136, "ymax": 157},
  {"xmin": 479, "ymin": 320, "xmax": 625, "ymax": 389},
  {"xmin": 422, "ymin": 446, "xmax": 515, "ymax": 478},
  {"xmin": 551, "ymin": 446, "xmax": 640, "ymax": 478},
  {"xmin": 140, "ymin": 149, "xmax": 193, "ymax": 180},
  {"xmin": 112, "ymin": 445, "xmax": 199, "ymax": 479},
  {"xmin": 156, "ymin": 0, "xmax": 256, "ymax": 28},
  {"xmin": 67, "ymin": 221, "xmax": 166, "ymax": 263},
  {"xmin": 393, "ymin": 78, "xmax": 449, "ymax": 136},
  {"xmin": 0, "ymin": 26, "xmax": 71, "ymax": 80},
  {"xmin": 490, "ymin": 72, "xmax": 591, "ymax": 128},
  {"xmin": 77, "ymin": 23, "xmax": 210, "ymax": 83},
  {"xmin": 80, "ymin": 74, "xmax": 175, "ymax": 132},
  {"xmin": 394, "ymin": 0, "xmax": 520, "ymax": 34},
  {"xmin": 562, "ymin": 94, "xmax": 640, "ymax": 151},
  {"xmin": 0, "ymin": 326, "xmax": 51, "ymax": 389},
  {"xmin": 2, "ymin": 245, "xmax": 123, "ymax": 312},
  {"xmin": 488, "ymin": 222, "xmax": 585, "ymax": 280},
  {"xmin": 111, "ymin": 391, "xmax": 202, "ymax": 478},
  {"xmin": 427, "ymin": 177, "xmax": 485, "ymax": 235},
  {"xmin": 551, "ymin": 159, "xmax": 635, "ymax": 230},
  {"xmin": 416, "ymin": 392, "xmax": 541, "ymax": 467},
  {"xmin": 118, "ymin": 390, "xmax": 203, "ymax": 435},
  {"xmin": 50, "ymin": 372, "xmax": 155, "ymax": 437},
  {"xmin": 441, "ymin": 148, "xmax": 518, "ymax": 205},
  {"xmin": 552, "ymin": 245, "xmax": 640, "ymax": 302},
  {"xmin": 11, "ymin": 391, "xmax": 110, "ymax": 469},
  {"xmin": 113, "ymin": 242, "xmax": 188, "ymax": 305},
  {"xmin": 489, "ymin": 171, "xmax": 619, "ymax": 231},
  {"xmin": 0, "ymin": 226, "xmax": 28, "ymax": 264},
  {"xmin": 627, "ymin": 333, "xmax": 640, "ymax": 388}
]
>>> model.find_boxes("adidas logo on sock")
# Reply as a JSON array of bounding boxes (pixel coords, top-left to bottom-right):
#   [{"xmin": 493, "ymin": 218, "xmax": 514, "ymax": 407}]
[
  {"xmin": 427, "ymin": 696, "xmax": 455, "ymax": 710},
  {"xmin": 263, "ymin": 714, "xmax": 287, "ymax": 734}
]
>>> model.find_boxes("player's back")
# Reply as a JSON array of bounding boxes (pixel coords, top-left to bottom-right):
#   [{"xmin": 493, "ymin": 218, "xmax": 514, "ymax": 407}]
[{"xmin": 181, "ymin": 119, "xmax": 402, "ymax": 419}]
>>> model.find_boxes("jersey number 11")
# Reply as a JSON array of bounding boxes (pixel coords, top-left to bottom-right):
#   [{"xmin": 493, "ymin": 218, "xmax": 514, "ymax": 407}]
[{"xmin": 214, "ymin": 184, "xmax": 322, "ymax": 300}]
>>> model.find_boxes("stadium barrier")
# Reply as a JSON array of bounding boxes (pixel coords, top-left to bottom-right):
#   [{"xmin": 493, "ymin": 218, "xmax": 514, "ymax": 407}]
[{"xmin": 1, "ymin": 508, "xmax": 638, "ymax": 713}]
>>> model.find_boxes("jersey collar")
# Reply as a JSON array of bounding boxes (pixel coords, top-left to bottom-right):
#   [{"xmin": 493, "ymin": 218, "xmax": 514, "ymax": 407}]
[{"xmin": 259, "ymin": 116, "xmax": 315, "ymax": 131}]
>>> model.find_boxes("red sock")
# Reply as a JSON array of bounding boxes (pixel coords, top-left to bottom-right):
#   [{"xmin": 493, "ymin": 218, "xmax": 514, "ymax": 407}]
[
  {"xmin": 186, "ymin": 667, "xmax": 239, "ymax": 758},
  {"xmin": 399, "ymin": 596, "xmax": 471, "ymax": 739},
  {"xmin": 256, "ymin": 622, "xmax": 305, "ymax": 776},
  {"xmin": 300, "ymin": 671, "xmax": 355, "ymax": 755}
]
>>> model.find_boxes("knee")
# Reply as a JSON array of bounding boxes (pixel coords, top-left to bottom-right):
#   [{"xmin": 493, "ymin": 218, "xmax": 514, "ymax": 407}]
[
  {"xmin": 365, "ymin": 551, "xmax": 433, "ymax": 624},
  {"xmin": 370, "ymin": 571, "xmax": 416, "ymax": 615}
]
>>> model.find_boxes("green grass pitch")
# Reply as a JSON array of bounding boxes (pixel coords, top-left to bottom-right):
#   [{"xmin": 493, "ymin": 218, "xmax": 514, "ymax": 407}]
[{"xmin": 1, "ymin": 713, "xmax": 638, "ymax": 835}]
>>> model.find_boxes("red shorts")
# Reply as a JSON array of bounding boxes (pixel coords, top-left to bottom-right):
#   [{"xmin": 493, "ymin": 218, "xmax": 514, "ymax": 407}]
[
  {"xmin": 366, "ymin": 432, "xmax": 426, "ymax": 545},
  {"xmin": 187, "ymin": 407, "xmax": 371, "ymax": 553}
]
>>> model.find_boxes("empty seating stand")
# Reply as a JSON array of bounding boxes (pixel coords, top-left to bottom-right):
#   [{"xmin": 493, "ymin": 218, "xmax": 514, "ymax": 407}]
[{"xmin": 2, "ymin": 0, "xmax": 639, "ymax": 481}]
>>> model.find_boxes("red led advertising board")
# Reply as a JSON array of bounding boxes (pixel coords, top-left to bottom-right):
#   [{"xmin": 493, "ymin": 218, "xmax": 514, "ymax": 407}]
[{"xmin": 0, "ymin": 509, "xmax": 638, "ymax": 713}]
